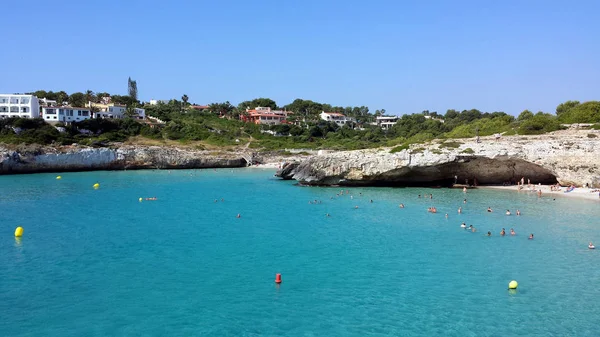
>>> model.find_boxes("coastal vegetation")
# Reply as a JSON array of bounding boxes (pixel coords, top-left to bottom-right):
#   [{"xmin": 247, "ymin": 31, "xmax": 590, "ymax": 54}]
[{"xmin": 3, "ymin": 88, "xmax": 600, "ymax": 151}]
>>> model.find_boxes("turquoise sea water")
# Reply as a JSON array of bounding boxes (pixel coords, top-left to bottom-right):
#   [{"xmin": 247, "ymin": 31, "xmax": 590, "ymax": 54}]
[{"xmin": 1, "ymin": 169, "xmax": 600, "ymax": 336}]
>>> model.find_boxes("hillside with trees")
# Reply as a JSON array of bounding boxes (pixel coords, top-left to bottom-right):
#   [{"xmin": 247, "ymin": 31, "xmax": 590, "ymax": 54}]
[{"xmin": 3, "ymin": 87, "xmax": 599, "ymax": 150}]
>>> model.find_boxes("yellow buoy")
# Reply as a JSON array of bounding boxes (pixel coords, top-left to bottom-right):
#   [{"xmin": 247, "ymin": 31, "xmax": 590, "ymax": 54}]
[
  {"xmin": 93, "ymin": 183, "xmax": 100, "ymax": 189},
  {"xmin": 56, "ymin": 176, "xmax": 62, "ymax": 180},
  {"xmin": 508, "ymin": 280, "xmax": 518, "ymax": 289},
  {"xmin": 14, "ymin": 227, "xmax": 23, "ymax": 237},
  {"xmin": 139, "ymin": 198, "xmax": 143, "ymax": 202}
]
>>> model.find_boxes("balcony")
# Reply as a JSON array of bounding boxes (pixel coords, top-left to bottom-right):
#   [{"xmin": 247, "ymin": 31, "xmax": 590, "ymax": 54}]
[{"xmin": 9, "ymin": 99, "xmax": 19, "ymax": 104}]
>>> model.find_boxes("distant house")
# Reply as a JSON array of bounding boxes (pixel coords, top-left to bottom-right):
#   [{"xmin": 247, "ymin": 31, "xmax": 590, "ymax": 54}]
[
  {"xmin": 424, "ymin": 115, "xmax": 445, "ymax": 123},
  {"xmin": 190, "ymin": 105, "xmax": 209, "ymax": 111},
  {"xmin": 149, "ymin": 99, "xmax": 169, "ymax": 105},
  {"xmin": 39, "ymin": 97, "xmax": 58, "ymax": 107},
  {"xmin": 319, "ymin": 111, "xmax": 355, "ymax": 126},
  {"xmin": 240, "ymin": 106, "xmax": 288, "ymax": 125},
  {"xmin": 87, "ymin": 101, "xmax": 127, "ymax": 119},
  {"xmin": 374, "ymin": 116, "xmax": 399, "ymax": 130},
  {"xmin": 133, "ymin": 108, "xmax": 146, "ymax": 120},
  {"xmin": 42, "ymin": 106, "xmax": 91, "ymax": 123}
]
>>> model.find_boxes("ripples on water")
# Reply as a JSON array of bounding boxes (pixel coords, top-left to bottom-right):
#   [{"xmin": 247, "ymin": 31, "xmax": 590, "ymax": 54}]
[{"xmin": 1, "ymin": 169, "xmax": 599, "ymax": 336}]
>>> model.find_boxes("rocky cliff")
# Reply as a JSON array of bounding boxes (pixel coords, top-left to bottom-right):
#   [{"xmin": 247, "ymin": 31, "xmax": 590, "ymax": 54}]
[
  {"xmin": 0, "ymin": 145, "xmax": 247, "ymax": 174},
  {"xmin": 277, "ymin": 130, "xmax": 600, "ymax": 187}
]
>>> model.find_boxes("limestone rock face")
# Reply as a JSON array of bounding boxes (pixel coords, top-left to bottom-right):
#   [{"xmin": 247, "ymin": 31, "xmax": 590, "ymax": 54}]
[
  {"xmin": 0, "ymin": 145, "xmax": 247, "ymax": 174},
  {"xmin": 287, "ymin": 132, "xmax": 600, "ymax": 187}
]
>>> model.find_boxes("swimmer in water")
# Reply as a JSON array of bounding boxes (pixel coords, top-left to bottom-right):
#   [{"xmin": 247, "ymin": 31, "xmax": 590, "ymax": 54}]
[
  {"xmin": 355, "ymin": 206, "xmax": 359, "ymax": 209},
  {"xmin": 516, "ymin": 210, "xmax": 521, "ymax": 216},
  {"xmin": 458, "ymin": 207, "xmax": 462, "ymax": 214},
  {"xmin": 461, "ymin": 222, "xmax": 467, "ymax": 228},
  {"xmin": 326, "ymin": 213, "xmax": 330, "ymax": 217},
  {"xmin": 589, "ymin": 242, "xmax": 595, "ymax": 249},
  {"xmin": 506, "ymin": 209, "xmax": 511, "ymax": 215},
  {"xmin": 468, "ymin": 225, "xmax": 473, "ymax": 230},
  {"xmin": 445, "ymin": 213, "xmax": 448, "ymax": 218},
  {"xmin": 463, "ymin": 199, "xmax": 467, "ymax": 204},
  {"xmin": 529, "ymin": 233, "xmax": 534, "ymax": 240},
  {"xmin": 399, "ymin": 203, "xmax": 405, "ymax": 208},
  {"xmin": 500, "ymin": 228, "xmax": 506, "ymax": 236},
  {"xmin": 236, "ymin": 214, "xmax": 241, "ymax": 218},
  {"xmin": 471, "ymin": 227, "xmax": 477, "ymax": 232},
  {"xmin": 510, "ymin": 228, "xmax": 516, "ymax": 235},
  {"xmin": 487, "ymin": 231, "xmax": 492, "ymax": 236},
  {"xmin": 487, "ymin": 207, "xmax": 493, "ymax": 213},
  {"xmin": 418, "ymin": 194, "xmax": 421, "ymax": 198}
]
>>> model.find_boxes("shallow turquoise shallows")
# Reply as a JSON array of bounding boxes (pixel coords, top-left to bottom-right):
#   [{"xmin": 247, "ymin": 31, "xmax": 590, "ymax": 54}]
[{"xmin": 1, "ymin": 169, "xmax": 600, "ymax": 336}]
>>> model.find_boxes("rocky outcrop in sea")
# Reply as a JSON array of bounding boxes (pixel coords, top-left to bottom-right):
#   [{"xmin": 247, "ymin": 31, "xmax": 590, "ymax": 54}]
[{"xmin": 276, "ymin": 131, "xmax": 600, "ymax": 187}]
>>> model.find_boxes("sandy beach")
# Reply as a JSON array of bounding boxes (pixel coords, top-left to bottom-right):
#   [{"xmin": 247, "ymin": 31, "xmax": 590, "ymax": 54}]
[{"xmin": 480, "ymin": 185, "xmax": 600, "ymax": 201}]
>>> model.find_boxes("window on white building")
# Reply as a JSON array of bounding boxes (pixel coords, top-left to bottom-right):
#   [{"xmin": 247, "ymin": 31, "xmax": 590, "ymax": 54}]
[
  {"xmin": 21, "ymin": 107, "xmax": 29, "ymax": 113},
  {"xmin": 10, "ymin": 107, "xmax": 19, "ymax": 113}
]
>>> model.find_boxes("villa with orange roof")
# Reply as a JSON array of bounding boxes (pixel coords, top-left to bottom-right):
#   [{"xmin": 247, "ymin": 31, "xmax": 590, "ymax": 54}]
[{"xmin": 240, "ymin": 107, "xmax": 289, "ymax": 125}]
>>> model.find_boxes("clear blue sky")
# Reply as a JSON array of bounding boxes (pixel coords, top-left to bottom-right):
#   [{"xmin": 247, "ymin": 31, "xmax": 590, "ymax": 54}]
[{"xmin": 1, "ymin": 0, "xmax": 598, "ymax": 115}]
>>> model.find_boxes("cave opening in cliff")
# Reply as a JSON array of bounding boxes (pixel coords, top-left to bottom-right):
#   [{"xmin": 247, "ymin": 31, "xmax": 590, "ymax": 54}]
[{"xmin": 351, "ymin": 157, "xmax": 559, "ymax": 187}]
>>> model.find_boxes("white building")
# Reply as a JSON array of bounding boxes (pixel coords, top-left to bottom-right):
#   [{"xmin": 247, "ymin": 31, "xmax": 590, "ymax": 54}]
[
  {"xmin": 133, "ymin": 107, "xmax": 145, "ymax": 119},
  {"xmin": 149, "ymin": 99, "xmax": 169, "ymax": 105},
  {"xmin": 424, "ymin": 115, "xmax": 445, "ymax": 123},
  {"xmin": 94, "ymin": 104, "xmax": 126, "ymax": 119},
  {"xmin": 42, "ymin": 107, "xmax": 91, "ymax": 123},
  {"xmin": 0, "ymin": 94, "xmax": 40, "ymax": 119},
  {"xmin": 319, "ymin": 111, "xmax": 355, "ymax": 126},
  {"xmin": 39, "ymin": 97, "xmax": 58, "ymax": 107},
  {"xmin": 374, "ymin": 116, "xmax": 399, "ymax": 130}
]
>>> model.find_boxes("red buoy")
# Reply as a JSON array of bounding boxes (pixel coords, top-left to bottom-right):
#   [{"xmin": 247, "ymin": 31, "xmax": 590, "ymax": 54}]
[{"xmin": 275, "ymin": 273, "xmax": 282, "ymax": 284}]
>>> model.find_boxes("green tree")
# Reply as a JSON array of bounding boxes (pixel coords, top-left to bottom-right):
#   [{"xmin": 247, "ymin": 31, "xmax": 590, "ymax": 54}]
[
  {"xmin": 181, "ymin": 94, "xmax": 189, "ymax": 107},
  {"xmin": 56, "ymin": 91, "xmax": 68, "ymax": 104},
  {"xmin": 84, "ymin": 90, "xmax": 95, "ymax": 105},
  {"xmin": 517, "ymin": 109, "xmax": 534, "ymax": 121},
  {"xmin": 556, "ymin": 100, "xmax": 580, "ymax": 116},
  {"xmin": 128, "ymin": 77, "xmax": 138, "ymax": 101},
  {"xmin": 68, "ymin": 92, "xmax": 86, "ymax": 107}
]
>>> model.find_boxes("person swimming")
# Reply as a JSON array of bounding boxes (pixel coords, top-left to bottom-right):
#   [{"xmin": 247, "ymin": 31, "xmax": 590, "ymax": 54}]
[
  {"xmin": 506, "ymin": 209, "xmax": 511, "ymax": 215},
  {"xmin": 463, "ymin": 199, "xmax": 467, "ymax": 204},
  {"xmin": 529, "ymin": 233, "xmax": 534, "ymax": 240},
  {"xmin": 399, "ymin": 203, "xmax": 405, "ymax": 208},
  {"xmin": 500, "ymin": 228, "xmax": 506, "ymax": 236},
  {"xmin": 458, "ymin": 207, "xmax": 462, "ymax": 214},
  {"xmin": 445, "ymin": 213, "xmax": 449, "ymax": 218},
  {"xmin": 471, "ymin": 227, "xmax": 477, "ymax": 232},
  {"xmin": 516, "ymin": 209, "xmax": 521, "ymax": 216},
  {"xmin": 510, "ymin": 228, "xmax": 516, "ymax": 235},
  {"xmin": 236, "ymin": 214, "xmax": 241, "ymax": 218},
  {"xmin": 487, "ymin": 207, "xmax": 493, "ymax": 212},
  {"xmin": 487, "ymin": 231, "xmax": 492, "ymax": 236},
  {"xmin": 461, "ymin": 222, "xmax": 467, "ymax": 228},
  {"xmin": 589, "ymin": 242, "xmax": 595, "ymax": 249}
]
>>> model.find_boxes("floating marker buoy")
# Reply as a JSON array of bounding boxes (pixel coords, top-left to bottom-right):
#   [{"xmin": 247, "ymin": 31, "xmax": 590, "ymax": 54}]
[
  {"xmin": 93, "ymin": 183, "xmax": 100, "ymax": 189},
  {"xmin": 14, "ymin": 227, "xmax": 23, "ymax": 237},
  {"xmin": 508, "ymin": 280, "xmax": 518, "ymax": 289},
  {"xmin": 56, "ymin": 176, "xmax": 62, "ymax": 180},
  {"xmin": 275, "ymin": 273, "xmax": 282, "ymax": 284},
  {"xmin": 139, "ymin": 198, "xmax": 143, "ymax": 202}
]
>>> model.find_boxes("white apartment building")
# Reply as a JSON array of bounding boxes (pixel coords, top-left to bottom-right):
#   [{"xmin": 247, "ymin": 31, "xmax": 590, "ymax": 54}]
[
  {"xmin": 0, "ymin": 94, "xmax": 40, "ymax": 119},
  {"xmin": 319, "ymin": 111, "xmax": 355, "ymax": 126},
  {"xmin": 42, "ymin": 107, "xmax": 91, "ymax": 123}
]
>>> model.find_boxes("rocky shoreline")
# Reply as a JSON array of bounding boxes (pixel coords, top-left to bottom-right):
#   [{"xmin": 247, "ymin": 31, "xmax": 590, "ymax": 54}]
[
  {"xmin": 0, "ymin": 144, "xmax": 305, "ymax": 175},
  {"xmin": 276, "ymin": 130, "xmax": 600, "ymax": 188}
]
